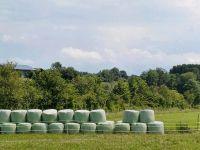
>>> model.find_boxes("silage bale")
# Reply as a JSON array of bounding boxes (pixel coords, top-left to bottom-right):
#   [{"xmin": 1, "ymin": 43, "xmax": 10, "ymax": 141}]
[
  {"xmin": 16, "ymin": 123, "xmax": 31, "ymax": 133},
  {"xmin": 114, "ymin": 123, "xmax": 130, "ymax": 133},
  {"xmin": 90, "ymin": 109, "xmax": 106, "ymax": 123},
  {"xmin": 64, "ymin": 123, "xmax": 80, "ymax": 134},
  {"xmin": 81, "ymin": 123, "xmax": 96, "ymax": 133},
  {"xmin": 96, "ymin": 121, "xmax": 114, "ymax": 133},
  {"xmin": 131, "ymin": 123, "xmax": 147, "ymax": 134},
  {"xmin": 122, "ymin": 110, "xmax": 139, "ymax": 123},
  {"xmin": 1, "ymin": 123, "xmax": 16, "ymax": 134},
  {"xmin": 0, "ymin": 109, "xmax": 11, "ymax": 123},
  {"xmin": 31, "ymin": 123, "xmax": 48, "ymax": 133},
  {"xmin": 48, "ymin": 123, "xmax": 64, "ymax": 133},
  {"xmin": 27, "ymin": 109, "xmax": 42, "ymax": 123},
  {"xmin": 147, "ymin": 121, "xmax": 164, "ymax": 134},
  {"xmin": 74, "ymin": 110, "xmax": 90, "ymax": 123},
  {"xmin": 116, "ymin": 120, "xmax": 122, "ymax": 123},
  {"xmin": 11, "ymin": 110, "xmax": 27, "ymax": 123},
  {"xmin": 42, "ymin": 109, "xmax": 57, "ymax": 123},
  {"xmin": 58, "ymin": 109, "xmax": 74, "ymax": 123},
  {"xmin": 139, "ymin": 109, "xmax": 155, "ymax": 123}
]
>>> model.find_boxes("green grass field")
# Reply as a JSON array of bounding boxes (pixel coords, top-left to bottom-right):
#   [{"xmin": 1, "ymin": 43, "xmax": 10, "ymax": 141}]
[{"xmin": 0, "ymin": 109, "xmax": 200, "ymax": 150}]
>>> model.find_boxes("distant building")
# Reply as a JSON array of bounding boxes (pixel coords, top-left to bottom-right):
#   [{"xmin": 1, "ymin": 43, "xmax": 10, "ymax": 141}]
[{"xmin": 14, "ymin": 65, "xmax": 34, "ymax": 77}]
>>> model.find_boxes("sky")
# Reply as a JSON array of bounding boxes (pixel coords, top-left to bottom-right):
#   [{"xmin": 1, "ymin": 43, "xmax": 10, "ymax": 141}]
[{"xmin": 1, "ymin": 0, "xmax": 200, "ymax": 75}]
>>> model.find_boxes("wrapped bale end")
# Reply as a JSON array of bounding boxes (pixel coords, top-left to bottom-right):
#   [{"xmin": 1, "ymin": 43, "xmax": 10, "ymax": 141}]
[
  {"xmin": 97, "ymin": 121, "xmax": 114, "ymax": 133},
  {"xmin": 16, "ymin": 123, "xmax": 31, "ymax": 133},
  {"xmin": 27, "ymin": 109, "xmax": 42, "ymax": 123},
  {"xmin": 42, "ymin": 109, "xmax": 57, "ymax": 123},
  {"xmin": 0, "ymin": 109, "xmax": 11, "ymax": 123},
  {"xmin": 32, "ymin": 123, "xmax": 48, "ymax": 133},
  {"xmin": 74, "ymin": 110, "xmax": 90, "ymax": 123},
  {"xmin": 114, "ymin": 123, "xmax": 130, "ymax": 133},
  {"xmin": 64, "ymin": 123, "xmax": 80, "ymax": 134},
  {"xmin": 139, "ymin": 109, "xmax": 155, "ymax": 123},
  {"xmin": 81, "ymin": 123, "xmax": 96, "ymax": 133},
  {"xmin": 131, "ymin": 123, "xmax": 147, "ymax": 134},
  {"xmin": 122, "ymin": 110, "xmax": 139, "ymax": 123},
  {"xmin": 90, "ymin": 109, "xmax": 106, "ymax": 123},
  {"xmin": 11, "ymin": 110, "xmax": 27, "ymax": 123},
  {"xmin": 48, "ymin": 123, "xmax": 64, "ymax": 133},
  {"xmin": 58, "ymin": 109, "xmax": 74, "ymax": 123},
  {"xmin": 147, "ymin": 121, "xmax": 164, "ymax": 134},
  {"xmin": 1, "ymin": 123, "xmax": 16, "ymax": 134}
]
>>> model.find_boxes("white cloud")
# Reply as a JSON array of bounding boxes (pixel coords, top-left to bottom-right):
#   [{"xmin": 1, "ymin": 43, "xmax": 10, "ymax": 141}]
[{"xmin": 1, "ymin": 34, "xmax": 13, "ymax": 42}]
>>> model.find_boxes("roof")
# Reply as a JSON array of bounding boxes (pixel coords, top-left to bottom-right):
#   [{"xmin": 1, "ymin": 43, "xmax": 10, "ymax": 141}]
[{"xmin": 14, "ymin": 65, "xmax": 34, "ymax": 71}]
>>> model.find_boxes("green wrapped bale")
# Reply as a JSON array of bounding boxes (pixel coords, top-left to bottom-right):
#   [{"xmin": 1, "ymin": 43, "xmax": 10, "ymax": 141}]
[
  {"xmin": 122, "ymin": 110, "xmax": 139, "ymax": 123},
  {"xmin": 131, "ymin": 123, "xmax": 147, "ymax": 134},
  {"xmin": 0, "ymin": 109, "xmax": 11, "ymax": 123},
  {"xmin": 58, "ymin": 109, "xmax": 74, "ymax": 123},
  {"xmin": 31, "ymin": 123, "xmax": 48, "ymax": 133},
  {"xmin": 48, "ymin": 123, "xmax": 64, "ymax": 133},
  {"xmin": 147, "ymin": 121, "xmax": 164, "ymax": 134},
  {"xmin": 42, "ymin": 109, "xmax": 57, "ymax": 123},
  {"xmin": 90, "ymin": 109, "xmax": 106, "ymax": 123},
  {"xmin": 27, "ymin": 109, "xmax": 42, "ymax": 123},
  {"xmin": 11, "ymin": 110, "xmax": 27, "ymax": 123},
  {"xmin": 96, "ymin": 121, "xmax": 114, "ymax": 133},
  {"xmin": 81, "ymin": 123, "xmax": 96, "ymax": 133},
  {"xmin": 64, "ymin": 123, "xmax": 80, "ymax": 134},
  {"xmin": 16, "ymin": 123, "xmax": 31, "ymax": 133},
  {"xmin": 114, "ymin": 123, "xmax": 130, "ymax": 133},
  {"xmin": 74, "ymin": 110, "xmax": 90, "ymax": 123},
  {"xmin": 139, "ymin": 109, "xmax": 155, "ymax": 123},
  {"xmin": 1, "ymin": 123, "xmax": 16, "ymax": 134}
]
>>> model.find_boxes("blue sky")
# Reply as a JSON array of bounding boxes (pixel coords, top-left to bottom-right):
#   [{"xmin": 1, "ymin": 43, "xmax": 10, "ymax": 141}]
[{"xmin": 1, "ymin": 0, "xmax": 200, "ymax": 75}]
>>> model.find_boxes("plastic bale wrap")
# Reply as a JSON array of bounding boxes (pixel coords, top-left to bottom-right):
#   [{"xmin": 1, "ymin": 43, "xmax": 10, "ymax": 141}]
[
  {"xmin": 81, "ymin": 123, "xmax": 96, "ymax": 133},
  {"xmin": 139, "ymin": 109, "xmax": 155, "ymax": 123},
  {"xmin": 90, "ymin": 109, "xmax": 106, "ymax": 123},
  {"xmin": 116, "ymin": 120, "xmax": 122, "ymax": 123},
  {"xmin": 31, "ymin": 123, "xmax": 48, "ymax": 133},
  {"xmin": 48, "ymin": 123, "xmax": 64, "ymax": 133},
  {"xmin": 147, "ymin": 121, "xmax": 164, "ymax": 134},
  {"xmin": 0, "ymin": 109, "xmax": 11, "ymax": 123},
  {"xmin": 42, "ymin": 109, "xmax": 57, "ymax": 123},
  {"xmin": 27, "ymin": 109, "xmax": 42, "ymax": 123},
  {"xmin": 74, "ymin": 110, "xmax": 90, "ymax": 123},
  {"xmin": 64, "ymin": 123, "xmax": 80, "ymax": 134},
  {"xmin": 11, "ymin": 110, "xmax": 27, "ymax": 123},
  {"xmin": 114, "ymin": 123, "xmax": 130, "ymax": 133},
  {"xmin": 1, "ymin": 123, "xmax": 16, "ymax": 134},
  {"xmin": 96, "ymin": 121, "xmax": 114, "ymax": 133},
  {"xmin": 131, "ymin": 123, "xmax": 147, "ymax": 134},
  {"xmin": 16, "ymin": 123, "xmax": 31, "ymax": 133},
  {"xmin": 122, "ymin": 110, "xmax": 139, "ymax": 123},
  {"xmin": 58, "ymin": 109, "xmax": 74, "ymax": 123}
]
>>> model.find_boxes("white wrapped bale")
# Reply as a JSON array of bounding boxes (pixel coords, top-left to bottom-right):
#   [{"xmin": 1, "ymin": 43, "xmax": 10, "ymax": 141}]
[
  {"xmin": 122, "ymin": 110, "xmax": 139, "ymax": 123},
  {"xmin": 64, "ymin": 123, "xmax": 80, "ymax": 134},
  {"xmin": 96, "ymin": 121, "xmax": 114, "ymax": 133},
  {"xmin": 27, "ymin": 109, "xmax": 42, "ymax": 123},
  {"xmin": 114, "ymin": 123, "xmax": 130, "ymax": 133},
  {"xmin": 48, "ymin": 123, "xmax": 64, "ymax": 133},
  {"xmin": 74, "ymin": 110, "xmax": 90, "ymax": 123},
  {"xmin": 58, "ymin": 109, "xmax": 74, "ymax": 123},
  {"xmin": 131, "ymin": 123, "xmax": 147, "ymax": 134},
  {"xmin": 81, "ymin": 123, "xmax": 96, "ymax": 133},
  {"xmin": 0, "ymin": 109, "xmax": 11, "ymax": 123},
  {"xmin": 16, "ymin": 123, "xmax": 31, "ymax": 133},
  {"xmin": 31, "ymin": 123, "xmax": 48, "ymax": 133},
  {"xmin": 11, "ymin": 110, "xmax": 27, "ymax": 123},
  {"xmin": 90, "ymin": 109, "xmax": 106, "ymax": 123},
  {"xmin": 116, "ymin": 120, "xmax": 122, "ymax": 123},
  {"xmin": 139, "ymin": 109, "xmax": 155, "ymax": 123},
  {"xmin": 1, "ymin": 123, "xmax": 16, "ymax": 134},
  {"xmin": 147, "ymin": 121, "xmax": 164, "ymax": 134},
  {"xmin": 42, "ymin": 109, "xmax": 57, "ymax": 123}
]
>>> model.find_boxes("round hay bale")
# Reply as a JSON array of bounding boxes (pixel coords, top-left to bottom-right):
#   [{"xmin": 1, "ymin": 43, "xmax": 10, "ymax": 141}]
[
  {"xmin": 122, "ymin": 110, "xmax": 139, "ymax": 123},
  {"xmin": 74, "ymin": 110, "xmax": 90, "ymax": 123},
  {"xmin": 16, "ymin": 123, "xmax": 31, "ymax": 133},
  {"xmin": 90, "ymin": 109, "xmax": 106, "ymax": 123},
  {"xmin": 139, "ymin": 109, "xmax": 155, "ymax": 123},
  {"xmin": 0, "ymin": 109, "xmax": 11, "ymax": 123},
  {"xmin": 114, "ymin": 123, "xmax": 130, "ymax": 133},
  {"xmin": 11, "ymin": 110, "xmax": 27, "ymax": 123},
  {"xmin": 116, "ymin": 120, "xmax": 122, "ymax": 123},
  {"xmin": 1, "ymin": 123, "xmax": 16, "ymax": 134},
  {"xmin": 42, "ymin": 109, "xmax": 57, "ymax": 123},
  {"xmin": 147, "ymin": 121, "xmax": 164, "ymax": 134},
  {"xmin": 31, "ymin": 123, "xmax": 48, "ymax": 133},
  {"xmin": 27, "ymin": 109, "xmax": 42, "ymax": 123},
  {"xmin": 64, "ymin": 123, "xmax": 80, "ymax": 134},
  {"xmin": 96, "ymin": 121, "xmax": 114, "ymax": 133},
  {"xmin": 81, "ymin": 123, "xmax": 96, "ymax": 133},
  {"xmin": 58, "ymin": 109, "xmax": 74, "ymax": 123},
  {"xmin": 48, "ymin": 123, "xmax": 64, "ymax": 133},
  {"xmin": 131, "ymin": 123, "xmax": 147, "ymax": 134}
]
